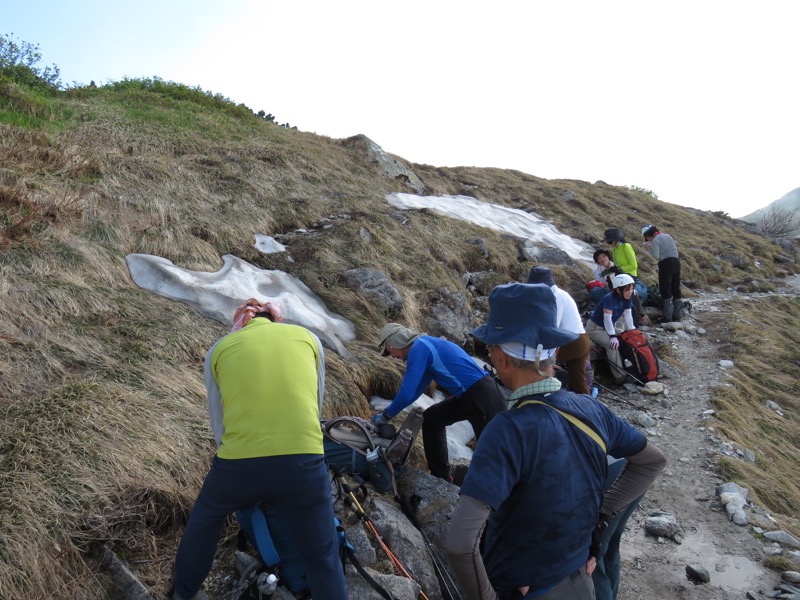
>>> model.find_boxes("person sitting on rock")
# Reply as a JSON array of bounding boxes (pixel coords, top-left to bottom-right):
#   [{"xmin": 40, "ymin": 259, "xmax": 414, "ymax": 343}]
[
  {"xmin": 585, "ymin": 274, "xmax": 637, "ymax": 385},
  {"xmin": 371, "ymin": 323, "xmax": 508, "ymax": 482},
  {"xmin": 603, "ymin": 228, "xmax": 648, "ymax": 325},
  {"xmin": 588, "ymin": 249, "xmax": 615, "ymax": 308}
]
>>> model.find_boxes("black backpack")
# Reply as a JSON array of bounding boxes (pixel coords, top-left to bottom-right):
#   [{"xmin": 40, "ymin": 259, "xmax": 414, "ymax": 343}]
[{"xmin": 321, "ymin": 409, "xmax": 423, "ymax": 494}]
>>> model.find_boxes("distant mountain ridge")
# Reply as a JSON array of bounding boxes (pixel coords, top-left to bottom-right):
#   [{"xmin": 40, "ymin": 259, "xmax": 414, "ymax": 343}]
[{"xmin": 740, "ymin": 187, "xmax": 800, "ymax": 237}]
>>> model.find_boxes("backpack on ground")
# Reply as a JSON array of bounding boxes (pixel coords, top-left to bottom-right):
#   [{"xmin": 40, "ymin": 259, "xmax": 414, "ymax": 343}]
[
  {"xmin": 236, "ymin": 505, "xmax": 393, "ymax": 600},
  {"xmin": 618, "ymin": 329, "xmax": 659, "ymax": 383},
  {"xmin": 644, "ymin": 283, "xmax": 662, "ymax": 307},
  {"xmin": 321, "ymin": 409, "xmax": 423, "ymax": 494}
]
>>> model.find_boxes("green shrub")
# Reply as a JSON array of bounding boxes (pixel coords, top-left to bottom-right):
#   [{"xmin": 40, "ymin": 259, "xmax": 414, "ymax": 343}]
[{"xmin": 0, "ymin": 33, "xmax": 61, "ymax": 92}]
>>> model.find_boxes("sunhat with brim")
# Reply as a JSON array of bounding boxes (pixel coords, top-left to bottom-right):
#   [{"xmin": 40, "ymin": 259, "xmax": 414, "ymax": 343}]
[
  {"xmin": 527, "ymin": 266, "xmax": 555, "ymax": 287},
  {"xmin": 378, "ymin": 323, "xmax": 420, "ymax": 356},
  {"xmin": 471, "ymin": 283, "xmax": 578, "ymax": 349}
]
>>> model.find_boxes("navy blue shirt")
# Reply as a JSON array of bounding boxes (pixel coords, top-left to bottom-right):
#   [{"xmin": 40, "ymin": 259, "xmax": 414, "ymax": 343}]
[
  {"xmin": 460, "ymin": 388, "xmax": 646, "ymax": 594},
  {"xmin": 589, "ymin": 292, "xmax": 634, "ymax": 328}
]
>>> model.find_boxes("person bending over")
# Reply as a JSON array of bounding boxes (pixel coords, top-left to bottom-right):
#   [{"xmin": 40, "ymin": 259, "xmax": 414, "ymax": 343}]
[{"xmin": 372, "ymin": 323, "xmax": 508, "ymax": 481}]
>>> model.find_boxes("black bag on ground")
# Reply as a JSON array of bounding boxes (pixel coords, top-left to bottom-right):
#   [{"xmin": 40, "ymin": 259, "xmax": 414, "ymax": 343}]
[
  {"xmin": 321, "ymin": 409, "xmax": 423, "ymax": 493},
  {"xmin": 618, "ymin": 329, "xmax": 659, "ymax": 383}
]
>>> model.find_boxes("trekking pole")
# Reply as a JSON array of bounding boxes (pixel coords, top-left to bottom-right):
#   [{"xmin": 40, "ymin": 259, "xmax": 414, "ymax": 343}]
[
  {"xmin": 396, "ymin": 494, "xmax": 464, "ymax": 600},
  {"xmin": 334, "ymin": 474, "xmax": 431, "ymax": 600},
  {"xmin": 594, "ymin": 382, "xmax": 646, "ymax": 410}
]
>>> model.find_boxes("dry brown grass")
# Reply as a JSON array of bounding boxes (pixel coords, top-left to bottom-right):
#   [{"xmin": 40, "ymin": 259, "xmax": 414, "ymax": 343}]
[
  {"xmin": 710, "ymin": 296, "xmax": 800, "ymax": 539},
  {"xmin": 1, "ymin": 82, "xmax": 798, "ymax": 598}
]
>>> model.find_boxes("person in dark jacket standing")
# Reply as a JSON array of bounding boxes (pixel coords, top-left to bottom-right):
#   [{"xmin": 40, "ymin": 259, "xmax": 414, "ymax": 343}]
[
  {"xmin": 446, "ymin": 283, "xmax": 666, "ymax": 600},
  {"xmin": 642, "ymin": 224, "xmax": 683, "ymax": 322},
  {"xmin": 372, "ymin": 323, "xmax": 508, "ymax": 481}
]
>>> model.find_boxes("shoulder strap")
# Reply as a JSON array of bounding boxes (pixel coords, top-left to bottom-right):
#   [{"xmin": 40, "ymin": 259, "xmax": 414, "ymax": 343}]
[
  {"xmin": 322, "ymin": 417, "xmax": 376, "ymax": 456},
  {"xmin": 517, "ymin": 399, "xmax": 607, "ymax": 453}
]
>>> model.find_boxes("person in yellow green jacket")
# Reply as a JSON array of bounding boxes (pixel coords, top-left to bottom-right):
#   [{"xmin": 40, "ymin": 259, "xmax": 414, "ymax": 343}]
[
  {"xmin": 172, "ymin": 298, "xmax": 348, "ymax": 600},
  {"xmin": 603, "ymin": 228, "xmax": 648, "ymax": 326},
  {"xmin": 603, "ymin": 228, "xmax": 638, "ymax": 277}
]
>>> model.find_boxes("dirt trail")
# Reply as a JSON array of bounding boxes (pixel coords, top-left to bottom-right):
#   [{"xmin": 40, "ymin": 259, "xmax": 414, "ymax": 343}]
[{"xmin": 611, "ymin": 292, "xmax": 783, "ymax": 600}]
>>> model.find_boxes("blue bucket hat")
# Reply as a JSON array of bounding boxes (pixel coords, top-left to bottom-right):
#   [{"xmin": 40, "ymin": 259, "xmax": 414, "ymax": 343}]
[
  {"xmin": 471, "ymin": 283, "xmax": 578, "ymax": 349},
  {"xmin": 527, "ymin": 266, "xmax": 555, "ymax": 287}
]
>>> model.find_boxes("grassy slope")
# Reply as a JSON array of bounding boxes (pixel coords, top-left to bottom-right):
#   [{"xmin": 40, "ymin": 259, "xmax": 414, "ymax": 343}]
[{"xmin": 1, "ymin": 79, "xmax": 798, "ymax": 598}]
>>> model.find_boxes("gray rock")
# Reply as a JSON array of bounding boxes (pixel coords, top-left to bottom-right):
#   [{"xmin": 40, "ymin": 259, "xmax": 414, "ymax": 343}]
[
  {"xmin": 716, "ymin": 482, "xmax": 749, "ymax": 503},
  {"xmin": 358, "ymin": 227, "xmax": 372, "ymax": 242},
  {"xmin": 717, "ymin": 253, "xmax": 749, "ymax": 269},
  {"xmin": 726, "ymin": 504, "xmax": 749, "ymax": 526},
  {"xmin": 786, "ymin": 550, "xmax": 800, "ymax": 566},
  {"xmin": 645, "ymin": 512, "xmax": 681, "ymax": 539},
  {"xmin": 635, "ymin": 411, "xmax": 656, "ymax": 428},
  {"xmin": 783, "ymin": 571, "xmax": 800, "ymax": 584},
  {"xmin": 559, "ymin": 190, "xmax": 577, "ymax": 202},
  {"xmin": 345, "ymin": 521, "xmax": 377, "ymax": 566},
  {"xmin": 686, "ymin": 564, "xmax": 711, "ymax": 584},
  {"xmin": 642, "ymin": 382, "xmax": 665, "ymax": 395},
  {"xmin": 522, "ymin": 243, "xmax": 575, "ymax": 266},
  {"xmin": 344, "ymin": 268, "xmax": 404, "ymax": 316},
  {"xmin": 764, "ymin": 530, "xmax": 800, "ymax": 549},
  {"xmin": 774, "ymin": 238, "xmax": 798, "ymax": 256},
  {"xmin": 345, "ymin": 134, "xmax": 425, "ymax": 194},
  {"xmin": 719, "ymin": 359, "xmax": 735, "ymax": 369},
  {"xmin": 370, "ymin": 498, "xmax": 440, "ymax": 597},
  {"xmin": 346, "ymin": 565, "xmax": 421, "ymax": 599},
  {"xmin": 466, "ymin": 238, "xmax": 489, "ymax": 258},
  {"xmin": 763, "ymin": 543, "xmax": 784, "ymax": 556},
  {"xmin": 658, "ymin": 361, "xmax": 682, "ymax": 379},
  {"xmin": 426, "ymin": 288, "xmax": 473, "ymax": 346}
]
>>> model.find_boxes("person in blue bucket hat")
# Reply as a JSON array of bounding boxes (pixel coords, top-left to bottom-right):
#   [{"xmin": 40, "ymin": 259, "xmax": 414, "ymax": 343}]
[{"xmin": 446, "ymin": 283, "xmax": 666, "ymax": 600}]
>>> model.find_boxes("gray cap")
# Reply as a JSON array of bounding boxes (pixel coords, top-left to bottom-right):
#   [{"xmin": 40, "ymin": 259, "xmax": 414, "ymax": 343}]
[{"xmin": 378, "ymin": 323, "xmax": 420, "ymax": 356}]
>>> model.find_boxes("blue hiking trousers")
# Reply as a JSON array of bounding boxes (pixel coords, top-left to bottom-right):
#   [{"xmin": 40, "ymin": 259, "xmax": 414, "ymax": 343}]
[{"xmin": 173, "ymin": 453, "xmax": 348, "ymax": 600}]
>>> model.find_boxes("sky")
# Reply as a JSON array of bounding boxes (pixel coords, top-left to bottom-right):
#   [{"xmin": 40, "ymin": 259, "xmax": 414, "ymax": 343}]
[{"xmin": 5, "ymin": 1, "xmax": 799, "ymax": 218}]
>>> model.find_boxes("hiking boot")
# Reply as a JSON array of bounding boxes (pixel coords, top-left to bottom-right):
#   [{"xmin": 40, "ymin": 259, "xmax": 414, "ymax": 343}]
[
  {"xmin": 672, "ymin": 300, "xmax": 685, "ymax": 321},
  {"xmin": 660, "ymin": 299, "xmax": 673, "ymax": 323}
]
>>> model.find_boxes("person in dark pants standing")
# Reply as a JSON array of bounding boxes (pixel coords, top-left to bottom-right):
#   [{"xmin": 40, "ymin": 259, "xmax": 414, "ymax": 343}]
[
  {"xmin": 446, "ymin": 283, "xmax": 666, "ymax": 600},
  {"xmin": 592, "ymin": 458, "xmax": 646, "ymax": 600},
  {"xmin": 372, "ymin": 323, "xmax": 508, "ymax": 481},
  {"xmin": 642, "ymin": 224, "xmax": 683, "ymax": 322},
  {"xmin": 172, "ymin": 298, "xmax": 347, "ymax": 600}
]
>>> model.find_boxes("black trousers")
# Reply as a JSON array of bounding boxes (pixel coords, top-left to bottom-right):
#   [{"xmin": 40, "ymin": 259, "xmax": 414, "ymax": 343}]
[
  {"xmin": 658, "ymin": 257, "xmax": 682, "ymax": 301},
  {"xmin": 422, "ymin": 375, "xmax": 509, "ymax": 478}
]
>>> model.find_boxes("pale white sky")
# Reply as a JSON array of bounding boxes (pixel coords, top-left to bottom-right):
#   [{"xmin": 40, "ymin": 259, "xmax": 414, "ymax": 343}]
[{"xmin": 5, "ymin": 1, "xmax": 799, "ymax": 217}]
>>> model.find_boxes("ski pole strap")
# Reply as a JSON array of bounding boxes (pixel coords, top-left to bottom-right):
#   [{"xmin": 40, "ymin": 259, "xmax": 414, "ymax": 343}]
[
  {"xmin": 516, "ymin": 399, "xmax": 607, "ymax": 453},
  {"xmin": 344, "ymin": 545, "xmax": 395, "ymax": 600}
]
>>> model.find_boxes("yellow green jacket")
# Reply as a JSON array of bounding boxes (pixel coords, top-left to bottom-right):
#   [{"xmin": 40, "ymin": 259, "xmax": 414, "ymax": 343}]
[
  {"xmin": 612, "ymin": 242, "xmax": 638, "ymax": 278},
  {"xmin": 204, "ymin": 318, "xmax": 325, "ymax": 459}
]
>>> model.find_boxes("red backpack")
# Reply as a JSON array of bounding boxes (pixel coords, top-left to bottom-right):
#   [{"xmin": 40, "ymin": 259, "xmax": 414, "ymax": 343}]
[{"xmin": 618, "ymin": 329, "xmax": 659, "ymax": 383}]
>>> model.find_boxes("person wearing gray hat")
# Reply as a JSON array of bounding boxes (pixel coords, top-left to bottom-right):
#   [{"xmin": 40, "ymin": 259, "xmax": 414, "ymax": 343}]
[
  {"xmin": 374, "ymin": 322, "xmax": 509, "ymax": 481},
  {"xmin": 446, "ymin": 283, "xmax": 666, "ymax": 600},
  {"xmin": 527, "ymin": 266, "xmax": 591, "ymax": 394}
]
